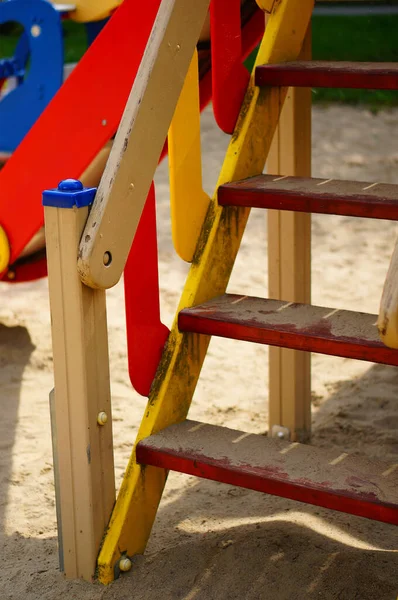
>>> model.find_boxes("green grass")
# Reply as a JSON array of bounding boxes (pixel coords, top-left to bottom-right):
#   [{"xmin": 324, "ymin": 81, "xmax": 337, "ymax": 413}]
[
  {"xmin": 0, "ymin": 21, "xmax": 87, "ymax": 64},
  {"xmin": 311, "ymin": 14, "xmax": 398, "ymax": 105},
  {"xmin": 1, "ymin": 15, "xmax": 398, "ymax": 106}
]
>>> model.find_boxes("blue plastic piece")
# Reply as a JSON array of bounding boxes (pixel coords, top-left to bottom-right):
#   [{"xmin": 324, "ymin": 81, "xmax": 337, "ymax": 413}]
[
  {"xmin": 42, "ymin": 179, "xmax": 97, "ymax": 209},
  {"xmin": 0, "ymin": 0, "xmax": 64, "ymax": 152}
]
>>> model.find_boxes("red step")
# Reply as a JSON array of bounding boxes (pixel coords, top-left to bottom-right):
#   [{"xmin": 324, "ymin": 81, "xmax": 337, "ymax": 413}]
[
  {"xmin": 218, "ymin": 175, "xmax": 398, "ymax": 220},
  {"xmin": 178, "ymin": 294, "xmax": 398, "ymax": 366},
  {"xmin": 136, "ymin": 419, "xmax": 398, "ymax": 525},
  {"xmin": 255, "ymin": 61, "xmax": 398, "ymax": 90}
]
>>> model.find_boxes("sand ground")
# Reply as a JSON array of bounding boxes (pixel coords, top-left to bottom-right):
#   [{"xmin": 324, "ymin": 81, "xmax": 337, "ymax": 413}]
[{"xmin": 0, "ymin": 105, "xmax": 397, "ymax": 599}]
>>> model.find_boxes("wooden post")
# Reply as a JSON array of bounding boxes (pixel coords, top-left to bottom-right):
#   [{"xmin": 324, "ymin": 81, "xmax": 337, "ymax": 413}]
[
  {"xmin": 44, "ymin": 180, "xmax": 115, "ymax": 581},
  {"xmin": 267, "ymin": 26, "xmax": 312, "ymax": 442}
]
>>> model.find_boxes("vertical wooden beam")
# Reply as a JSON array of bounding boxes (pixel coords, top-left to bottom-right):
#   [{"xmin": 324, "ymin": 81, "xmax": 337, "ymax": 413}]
[
  {"xmin": 267, "ymin": 26, "xmax": 312, "ymax": 442},
  {"xmin": 44, "ymin": 181, "xmax": 115, "ymax": 581}
]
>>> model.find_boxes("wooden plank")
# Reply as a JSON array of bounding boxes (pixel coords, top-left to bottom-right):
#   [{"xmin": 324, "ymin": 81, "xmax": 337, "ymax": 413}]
[
  {"xmin": 256, "ymin": 61, "xmax": 398, "ymax": 90},
  {"xmin": 219, "ymin": 175, "xmax": 398, "ymax": 220},
  {"xmin": 168, "ymin": 49, "xmax": 210, "ymax": 262},
  {"xmin": 78, "ymin": 0, "xmax": 211, "ymax": 290},
  {"xmin": 178, "ymin": 294, "xmax": 398, "ymax": 366},
  {"xmin": 137, "ymin": 420, "xmax": 398, "ymax": 525},
  {"xmin": 97, "ymin": 0, "xmax": 315, "ymax": 584},
  {"xmin": 44, "ymin": 198, "xmax": 115, "ymax": 581},
  {"xmin": 266, "ymin": 26, "xmax": 311, "ymax": 442}
]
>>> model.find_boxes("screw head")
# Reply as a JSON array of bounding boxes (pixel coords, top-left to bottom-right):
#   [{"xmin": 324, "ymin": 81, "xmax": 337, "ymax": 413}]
[
  {"xmin": 97, "ymin": 412, "xmax": 108, "ymax": 426},
  {"xmin": 58, "ymin": 179, "xmax": 83, "ymax": 192},
  {"xmin": 103, "ymin": 251, "xmax": 112, "ymax": 266},
  {"xmin": 31, "ymin": 24, "xmax": 41, "ymax": 38},
  {"xmin": 119, "ymin": 557, "xmax": 132, "ymax": 573}
]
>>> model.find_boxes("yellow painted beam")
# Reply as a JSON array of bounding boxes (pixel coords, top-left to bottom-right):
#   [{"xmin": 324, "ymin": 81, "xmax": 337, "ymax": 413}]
[
  {"xmin": 256, "ymin": 0, "xmax": 276, "ymax": 12},
  {"xmin": 378, "ymin": 238, "xmax": 398, "ymax": 348},
  {"xmin": 97, "ymin": 0, "xmax": 315, "ymax": 585},
  {"xmin": 168, "ymin": 50, "xmax": 210, "ymax": 262}
]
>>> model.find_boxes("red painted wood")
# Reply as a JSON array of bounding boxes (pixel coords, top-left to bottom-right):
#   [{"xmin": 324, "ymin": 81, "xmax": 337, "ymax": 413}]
[
  {"xmin": 124, "ymin": 183, "xmax": 169, "ymax": 397},
  {"xmin": 137, "ymin": 420, "xmax": 398, "ymax": 525},
  {"xmin": 255, "ymin": 61, "xmax": 398, "ymax": 90},
  {"xmin": 179, "ymin": 294, "xmax": 398, "ymax": 366},
  {"xmin": 218, "ymin": 174, "xmax": 398, "ymax": 220},
  {"xmin": 210, "ymin": 0, "xmax": 253, "ymax": 134}
]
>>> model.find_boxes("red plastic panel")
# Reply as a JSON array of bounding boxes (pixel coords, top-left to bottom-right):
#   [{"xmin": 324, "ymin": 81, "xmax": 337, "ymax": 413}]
[
  {"xmin": 6, "ymin": 252, "xmax": 48, "ymax": 283},
  {"xmin": 137, "ymin": 419, "xmax": 398, "ymax": 525},
  {"xmin": 179, "ymin": 294, "xmax": 398, "ymax": 366},
  {"xmin": 124, "ymin": 183, "xmax": 169, "ymax": 397},
  {"xmin": 210, "ymin": 0, "xmax": 251, "ymax": 134}
]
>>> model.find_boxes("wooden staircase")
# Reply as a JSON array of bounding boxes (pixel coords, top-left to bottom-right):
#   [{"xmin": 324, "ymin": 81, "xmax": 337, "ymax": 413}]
[
  {"xmin": 136, "ymin": 60, "xmax": 398, "ymax": 529},
  {"xmin": 83, "ymin": 0, "xmax": 398, "ymax": 583}
]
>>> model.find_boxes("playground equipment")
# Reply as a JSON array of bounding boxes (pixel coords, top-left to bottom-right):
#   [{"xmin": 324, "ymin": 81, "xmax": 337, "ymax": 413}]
[
  {"xmin": 0, "ymin": 0, "xmax": 263, "ymax": 283},
  {"xmin": 43, "ymin": 0, "xmax": 398, "ymax": 586},
  {"xmin": 0, "ymin": 0, "xmax": 118, "ymax": 277}
]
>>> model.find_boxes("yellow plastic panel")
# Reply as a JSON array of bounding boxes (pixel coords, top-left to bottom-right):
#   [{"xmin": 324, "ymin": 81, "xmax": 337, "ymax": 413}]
[
  {"xmin": 0, "ymin": 226, "xmax": 10, "ymax": 273},
  {"xmin": 168, "ymin": 49, "xmax": 210, "ymax": 262},
  {"xmin": 256, "ymin": 0, "xmax": 275, "ymax": 12},
  {"xmin": 57, "ymin": 0, "xmax": 121, "ymax": 23}
]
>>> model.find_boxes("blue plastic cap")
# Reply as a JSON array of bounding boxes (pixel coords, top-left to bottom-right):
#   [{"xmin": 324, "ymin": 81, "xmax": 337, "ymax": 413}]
[{"xmin": 42, "ymin": 179, "xmax": 97, "ymax": 209}]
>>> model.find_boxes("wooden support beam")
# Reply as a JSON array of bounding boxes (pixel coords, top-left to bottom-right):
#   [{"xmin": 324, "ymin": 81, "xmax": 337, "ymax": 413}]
[
  {"xmin": 78, "ymin": 0, "xmax": 211, "ymax": 290},
  {"xmin": 267, "ymin": 26, "xmax": 312, "ymax": 442},
  {"xmin": 44, "ymin": 183, "xmax": 115, "ymax": 581}
]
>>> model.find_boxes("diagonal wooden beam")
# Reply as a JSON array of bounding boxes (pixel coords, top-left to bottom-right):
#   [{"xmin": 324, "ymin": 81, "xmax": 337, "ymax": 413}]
[{"xmin": 78, "ymin": 0, "xmax": 211, "ymax": 290}]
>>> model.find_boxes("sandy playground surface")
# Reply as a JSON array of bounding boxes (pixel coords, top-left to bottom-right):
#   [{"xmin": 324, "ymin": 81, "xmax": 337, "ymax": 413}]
[{"xmin": 0, "ymin": 105, "xmax": 398, "ymax": 599}]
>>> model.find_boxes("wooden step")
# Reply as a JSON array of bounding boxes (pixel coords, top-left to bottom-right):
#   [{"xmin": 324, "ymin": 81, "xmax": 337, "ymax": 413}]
[
  {"xmin": 218, "ymin": 175, "xmax": 398, "ymax": 220},
  {"xmin": 136, "ymin": 420, "xmax": 398, "ymax": 525},
  {"xmin": 255, "ymin": 61, "xmax": 398, "ymax": 90},
  {"xmin": 178, "ymin": 294, "xmax": 398, "ymax": 366}
]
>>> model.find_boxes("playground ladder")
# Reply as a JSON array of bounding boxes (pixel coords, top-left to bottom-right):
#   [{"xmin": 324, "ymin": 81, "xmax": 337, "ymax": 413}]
[
  {"xmin": 44, "ymin": 0, "xmax": 398, "ymax": 585},
  {"xmin": 131, "ymin": 30, "xmax": 398, "ymax": 581}
]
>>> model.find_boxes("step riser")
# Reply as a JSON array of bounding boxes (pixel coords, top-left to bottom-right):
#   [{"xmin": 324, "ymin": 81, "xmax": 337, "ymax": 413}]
[
  {"xmin": 218, "ymin": 190, "xmax": 398, "ymax": 220},
  {"xmin": 255, "ymin": 62, "xmax": 398, "ymax": 90},
  {"xmin": 137, "ymin": 445, "xmax": 398, "ymax": 526},
  {"xmin": 178, "ymin": 313, "xmax": 398, "ymax": 367},
  {"xmin": 218, "ymin": 175, "xmax": 398, "ymax": 220}
]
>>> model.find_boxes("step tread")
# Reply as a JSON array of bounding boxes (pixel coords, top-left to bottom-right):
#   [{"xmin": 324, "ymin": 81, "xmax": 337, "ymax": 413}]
[
  {"xmin": 136, "ymin": 419, "xmax": 398, "ymax": 524},
  {"xmin": 255, "ymin": 61, "xmax": 398, "ymax": 90},
  {"xmin": 218, "ymin": 174, "xmax": 398, "ymax": 220},
  {"xmin": 178, "ymin": 294, "xmax": 398, "ymax": 366}
]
